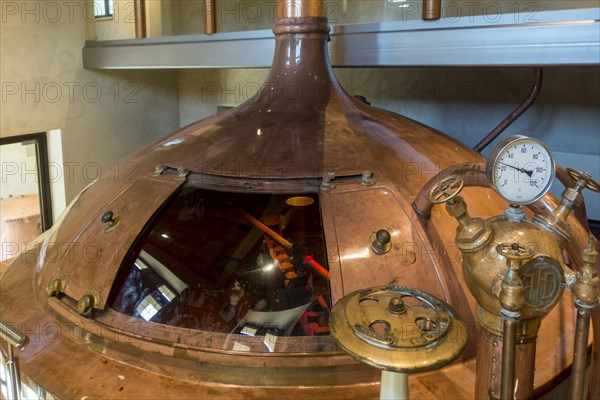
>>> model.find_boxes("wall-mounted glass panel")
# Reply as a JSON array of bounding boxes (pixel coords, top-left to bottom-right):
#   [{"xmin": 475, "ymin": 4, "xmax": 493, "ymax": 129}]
[
  {"xmin": 152, "ymin": 0, "xmax": 598, "ymax": 37},
  {"xmin": 108, "ymin": 187, "xmax": 331, "ymax": 347}
]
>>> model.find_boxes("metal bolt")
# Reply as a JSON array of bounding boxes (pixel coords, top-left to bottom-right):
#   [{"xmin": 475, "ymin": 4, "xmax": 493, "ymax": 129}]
[
  {"xmin": 177, "ymin": 167, "xmax": 190, "ymax": 179},
  {"xmin": 77, "ymin": 294, "xmax": 97, "ymax": 316},
  {"xmin": 47, "ymin": 279, "xmax": 63, "ymax": 297},
  {"xmin": 360, "ymin": 170, "xmax": 376, "ymax": 186},
  {"xmin": 154, "ymin": 164, "xmax": 167, "ymax": 176},
  {"xmin": 320, "ymin": 172, "xmax": 336, "ymax": 190},
  {"xmin": 388, "ymin": 297, "xmax": 406, "ymax": 314}
]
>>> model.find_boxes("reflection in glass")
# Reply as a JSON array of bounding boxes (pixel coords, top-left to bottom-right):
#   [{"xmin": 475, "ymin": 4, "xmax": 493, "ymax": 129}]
[
  {"xmin": 109, "ymin": 187, "xmax": 331, "ymax": 342},
  {"xmin": 0, "ymin": 141, "xmax": 41, "ymax": 261}
]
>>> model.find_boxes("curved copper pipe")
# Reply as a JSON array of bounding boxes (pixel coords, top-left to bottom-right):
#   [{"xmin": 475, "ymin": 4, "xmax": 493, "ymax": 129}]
[
  {"xmin": 474, "ymin": 68, "xmax": 543, "ymax": 152},
  {"xmin": 412, "ymin": 162, "xmax": 490, "ymax": 219},
  {"xmin": 412, "ymin": 162, "xmax": 590, "ymax": 232}
]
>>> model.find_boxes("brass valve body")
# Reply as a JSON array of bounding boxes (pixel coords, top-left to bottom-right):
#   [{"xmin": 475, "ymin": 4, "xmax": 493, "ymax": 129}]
[{"xmin": 462, "ymin": 217, "xmax": 565, "ymax": 337}]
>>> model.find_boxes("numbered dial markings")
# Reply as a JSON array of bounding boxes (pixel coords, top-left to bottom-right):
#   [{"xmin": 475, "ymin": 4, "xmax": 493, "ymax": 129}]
[{"xmin": 488, "ymin": 136, "xmax": 555, "ymax": 205}]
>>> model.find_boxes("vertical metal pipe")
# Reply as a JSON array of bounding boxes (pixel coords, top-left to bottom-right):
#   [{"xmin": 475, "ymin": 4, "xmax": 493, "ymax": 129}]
[
  {"xmin": 423, "ymin": 0, "xmax": 441, "ymax": 20},
  {"xmin": 204, "ymin": 0, "xmax": 216, "ymax": 35},
  {"xmin": 380, "ymin": 371, "xmax": 409, "ymax": 400},
  {"xmin": 134, "ymin": 0, "xmax": 147, "ymax": 39},
  {"xmin": 277, "ymin": 0, "xmax": 326, "ymax": 18},
  {"xmin": 6, "ymin": 345, "xmax": 22, "ymax": 400},
  {"xmin": 569, "ymin": 306, "xmax": 591, "ymax": 400},
  {"xmin": 501, "ymin": 319, "xmax": 517, "ymax": 400}
]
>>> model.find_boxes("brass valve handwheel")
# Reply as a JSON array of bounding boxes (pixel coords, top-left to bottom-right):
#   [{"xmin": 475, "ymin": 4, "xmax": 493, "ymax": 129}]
[
  {"xmin": 566, "ymin": 168, "xmax": 600, "ymax": 193},
  {"xmin": 496, "ymin": 243, "xmax": 534, "ymax": 261},
  {"xmin": 329, "ymin": 285, "xmax": 467, "ymax": 373},
  {"xmin": 427, "ymin": 175, "xmax": 464, "ymax": 204}
]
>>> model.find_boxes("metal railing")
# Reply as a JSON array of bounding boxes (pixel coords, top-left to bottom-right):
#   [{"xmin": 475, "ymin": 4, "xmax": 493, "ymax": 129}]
[{"xmin": 0, "ymin": 320, "xmax": 28, "ymax": 400}]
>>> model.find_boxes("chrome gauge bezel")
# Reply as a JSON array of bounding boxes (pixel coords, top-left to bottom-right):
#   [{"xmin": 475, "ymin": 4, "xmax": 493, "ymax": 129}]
[{"xmin": 486, "ymin": 135, "xmax": 556, "ymax": 205}]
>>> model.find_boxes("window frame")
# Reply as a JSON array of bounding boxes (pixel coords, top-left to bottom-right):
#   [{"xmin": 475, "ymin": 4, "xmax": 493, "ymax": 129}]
[{"xmin": 94, "ymin": 0, "xmax": 114, "ymax": 19}]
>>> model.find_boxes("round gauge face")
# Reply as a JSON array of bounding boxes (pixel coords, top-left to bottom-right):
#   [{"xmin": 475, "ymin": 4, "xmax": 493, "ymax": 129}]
[{"xmin": 487, "ymin": 136, "xmax": 556, "ymax": 205}]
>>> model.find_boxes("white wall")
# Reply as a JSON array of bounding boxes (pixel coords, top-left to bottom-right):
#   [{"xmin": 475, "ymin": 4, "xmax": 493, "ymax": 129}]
[
  {"xmin": 0, "ymin": 0, "xmax": 181, "ymax": 202},
  {"xmin": 0, "ymin": 141, "xmax": 39, "ymax": 198}
]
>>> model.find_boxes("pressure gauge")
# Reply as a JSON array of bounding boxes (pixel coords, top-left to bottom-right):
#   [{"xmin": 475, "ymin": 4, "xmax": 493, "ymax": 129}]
[{"xmin": 487, "ymin": 135, "xmax": 555, "ymax": 205}]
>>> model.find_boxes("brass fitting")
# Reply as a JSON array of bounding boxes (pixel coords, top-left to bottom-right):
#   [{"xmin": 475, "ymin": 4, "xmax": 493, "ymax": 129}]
[
  {"xmin": 495, "ymin": 243, "xmax": 533, "ymax": 318},
  {"xmin": 428, "ymin": 175, "xmax": 492, "ymax": 252},
  {"xmin": 47, "ymin": 278, "xmax": 65, "ymax": 297},
  {"xmin": 77, "ymin": 292, "xmax": 99, "ymax": 316},
  {"xmin": 446, "ymin": 197, "xmax": 488, "ymax": 246},
  {"xmin": 498, "ymin": 271, "xmax": 526, "ymax": 315},
  {"xmin": 535, "ymin": 168, "xmax": 600, "ymax": 244},
  {"xmin": 571, "ymin": 236, "xmax": 600, "ymax": 308}
]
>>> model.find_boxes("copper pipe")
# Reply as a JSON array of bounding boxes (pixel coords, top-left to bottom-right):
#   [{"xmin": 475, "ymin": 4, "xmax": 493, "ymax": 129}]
[
  {"xmin": 5, "ymin": 345, "xmax": 22, "ymax": 400},
  {"xmin": 134, "ymin": 0, "xmax": 146, "ymax": 39},
  {"xmin": 204, "ymin": 0, "xmax": 216, "ymax": 35},
  {"xmin": 423, "ymin": 0, "xmax": 441, "ymax": 20},
  {"xmin": 591, "ymin": 307, "xmax": 600, "ymax": 400},
  {"xmin": 474, "ymin": 68, "xmax": 543, "ymax": 152},
  {"xmin": 412, "ymin": 162, "xmax": 490, "ymax": 219},
  {"xmin": 475, "ymin": 328, "xmax": 536, "ymax": 400},
  {"xmin": 238, "ymin": 207, "xmax": 293, "ymax": 250},
  {"xmin": 237, "ymin": 208, "xmax": 330, "ymax": 280},
  {"xmin": 412, "ymin": 162, "xmax": 591, "ymax": 233},
  {"xmin": 569, "ymin": 306, "xmax": 591, "ymax": 400},
  {"xmin": 501, "ymin": 319, "xmax": 517, "ymax": 400},
  {"xmin": 277, "ymin": 0, "xmax": 326, "ymax": 19}
]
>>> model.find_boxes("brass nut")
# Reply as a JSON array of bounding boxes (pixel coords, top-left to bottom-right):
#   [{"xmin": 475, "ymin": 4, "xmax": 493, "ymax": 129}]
[
  {"xmin": 446, "ymin": 198, "xmax": 467, "ymax": 219},
  {"xmin": 388, "ymin": 297, "xmax": 406, "ymax": 314},
  {"xmin": 77, "ymin": 294, "xmax": 98, "ymax": 316},
  {"xmin": 562, "ymin": 187, "xmax": 584, "ymax": 207},
  {"xmin": 47, "ymin": 279, "xmax": 63, "ymax": 297}
]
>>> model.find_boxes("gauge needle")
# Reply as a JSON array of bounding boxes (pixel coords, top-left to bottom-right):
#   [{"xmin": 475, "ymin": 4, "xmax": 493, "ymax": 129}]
[{"xmin": 498, "ymin": 162, "xmax": 534, "ymax": 177}]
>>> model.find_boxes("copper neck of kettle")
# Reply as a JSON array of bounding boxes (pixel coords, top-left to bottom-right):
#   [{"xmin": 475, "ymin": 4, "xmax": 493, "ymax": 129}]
[{"xmin": 276, "ymin": 0, "xmax": 327, "ymax": 19}]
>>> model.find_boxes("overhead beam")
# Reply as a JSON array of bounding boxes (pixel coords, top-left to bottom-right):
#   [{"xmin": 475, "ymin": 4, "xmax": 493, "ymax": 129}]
[{"xmin": 83, "ymin": 8, "xmax": 600, "ymax": 69}]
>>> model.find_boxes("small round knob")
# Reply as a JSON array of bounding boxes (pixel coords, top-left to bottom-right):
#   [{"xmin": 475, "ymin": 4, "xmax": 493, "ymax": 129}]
[
  {"xmin": 370, "ymin": 229, "xmax": 392, "ymax": 255},
  {"xmin": 376, "ymin": 230, "xmax": 391, "ymax": 245},
  {"xmin": 101, "ymin": 211, "xmax": 114, "ymax": 224},
  {"xmin": 101, "ymin": 211, "xmax": 121, "ymax": 232}
]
